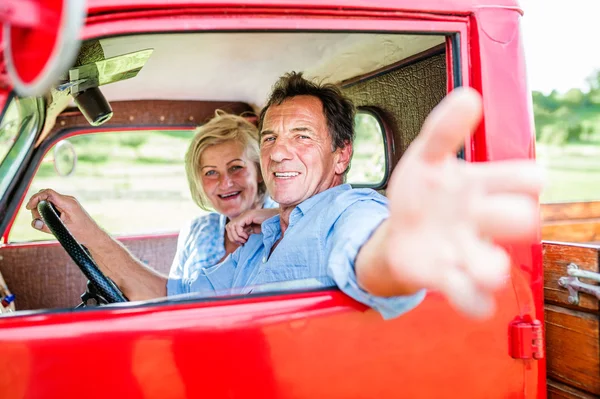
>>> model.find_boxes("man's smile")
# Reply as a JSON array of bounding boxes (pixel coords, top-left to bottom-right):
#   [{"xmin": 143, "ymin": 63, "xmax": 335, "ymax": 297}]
[{"xmin": 273, "ymin": 172, "xmax": 301, "ymax": 179}]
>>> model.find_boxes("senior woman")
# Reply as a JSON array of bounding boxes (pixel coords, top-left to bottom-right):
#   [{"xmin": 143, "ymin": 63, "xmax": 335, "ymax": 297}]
[
  {"xmin": 27, "ymin": 110, "xmax": 277, "ymax": 301},
  {"xmin": 168, "ymin": 111, "xmax": 278, "ymax": 294}
]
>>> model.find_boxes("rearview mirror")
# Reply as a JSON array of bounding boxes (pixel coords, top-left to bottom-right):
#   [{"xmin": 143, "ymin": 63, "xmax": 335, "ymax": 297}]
[{"xmin": 53, "ymin": 140, "xmax": 77, "ymax": 177}]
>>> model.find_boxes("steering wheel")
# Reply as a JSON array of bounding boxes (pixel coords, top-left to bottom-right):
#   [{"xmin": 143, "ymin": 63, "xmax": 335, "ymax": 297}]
[{"xmin": 37, "ymin": 200, "xmax": 127, "ymax": 304}]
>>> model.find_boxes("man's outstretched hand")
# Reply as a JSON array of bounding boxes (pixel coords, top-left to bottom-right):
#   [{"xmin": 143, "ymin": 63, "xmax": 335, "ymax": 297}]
[{"xmin": 357, "ymin": 87, "xmax": 544, "ymax": 318}]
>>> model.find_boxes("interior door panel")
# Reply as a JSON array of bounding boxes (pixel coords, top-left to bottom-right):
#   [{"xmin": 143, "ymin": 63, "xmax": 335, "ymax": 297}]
[{"xmin": 0, "ymin": 234, "xmax": 177, "ymax": 310}]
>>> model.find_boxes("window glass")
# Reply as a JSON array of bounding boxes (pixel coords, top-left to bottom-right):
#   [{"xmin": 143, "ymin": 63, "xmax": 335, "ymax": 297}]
[
  {"xmin": 0, "ymin": 96, "xmax": 41, "ymax": 201},
  {"xmin": 0, "ymin": 100, "xmax": 19, "ymax": 166},
  {"xmin": 9, "ymin": 130, "xmax": 203, "ymax": 242},
  {"xmin": 347, "ymin": 110, "xmax": 387, "ymax": 187}
]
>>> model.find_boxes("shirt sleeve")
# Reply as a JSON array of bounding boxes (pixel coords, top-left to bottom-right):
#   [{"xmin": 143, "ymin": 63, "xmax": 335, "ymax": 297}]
[
  {"xmin": 326, "ymin": 194, "xmax": 426, "ymax": 320},
  {"xmin": 186, "ymin": 249, "xmax": 240, "ymax": 296}
]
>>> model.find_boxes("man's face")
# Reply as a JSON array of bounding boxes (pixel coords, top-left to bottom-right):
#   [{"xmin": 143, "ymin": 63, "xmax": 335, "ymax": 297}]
[{"xmin": 260, "ymin": 95, "xmax": 352, "ymax": 209}]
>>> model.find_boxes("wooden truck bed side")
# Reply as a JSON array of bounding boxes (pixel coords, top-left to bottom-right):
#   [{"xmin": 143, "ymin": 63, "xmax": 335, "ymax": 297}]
[
  {"xmin": 543, "ymin": 242, "xmax": 600, "ymax": 398},
  {"xmin": 542, "ymin": 202, "xmax": 600, "ymax": 243}
]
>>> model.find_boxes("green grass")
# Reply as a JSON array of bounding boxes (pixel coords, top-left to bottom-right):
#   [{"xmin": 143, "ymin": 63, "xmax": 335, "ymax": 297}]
[{"xmin": 537, "ymin": 143, "xmax": 600, "ymax": 203}]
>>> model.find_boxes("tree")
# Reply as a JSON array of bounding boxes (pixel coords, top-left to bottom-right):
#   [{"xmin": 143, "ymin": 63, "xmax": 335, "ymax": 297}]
[
  {"xmin": 566, "ymin": 122, "xmax": 583, "ymax": 143},
  {"xmin": 562, "ymin": 88, "xmax": 584, "ymax": 106}
]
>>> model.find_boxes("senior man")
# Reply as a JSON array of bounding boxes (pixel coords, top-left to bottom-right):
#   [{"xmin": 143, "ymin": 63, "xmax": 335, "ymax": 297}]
[{"xmin": 27, "ymin": 72, "xmax": 543, "ymax": 319}]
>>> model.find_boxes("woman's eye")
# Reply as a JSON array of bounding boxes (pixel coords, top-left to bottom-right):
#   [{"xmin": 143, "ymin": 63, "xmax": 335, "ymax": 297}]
[
  {"xmin": 230, "ymin": 165, "xmax": 243, "ymax": 172},
  {"xmin": 205, "ymin": 170, "xmax": 217, "ymax": 177}
]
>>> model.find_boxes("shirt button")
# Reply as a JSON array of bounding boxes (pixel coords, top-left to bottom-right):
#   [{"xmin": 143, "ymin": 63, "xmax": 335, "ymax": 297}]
[{"xmin": 262, "ymin": 256, "xmax": 267, "ymax": 263}]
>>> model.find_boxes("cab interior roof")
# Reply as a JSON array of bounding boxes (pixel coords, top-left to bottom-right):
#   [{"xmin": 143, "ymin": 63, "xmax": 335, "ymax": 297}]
[{"xmin": 95, "ymin": 32, "xmax": 446, "ymax": 108}]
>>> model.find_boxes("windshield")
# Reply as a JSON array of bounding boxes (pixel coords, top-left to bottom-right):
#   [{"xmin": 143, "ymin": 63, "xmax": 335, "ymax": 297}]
[
  {"xmin": 0, "ymin": 96, "xmax": 42, "ymax": 201},
  {"xmin": 0, "ymin": 99, "xmax": 20, "ymax": 165}
]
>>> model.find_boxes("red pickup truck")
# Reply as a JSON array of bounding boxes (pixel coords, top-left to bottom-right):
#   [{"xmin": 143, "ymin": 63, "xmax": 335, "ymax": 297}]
[{"xmin": 0, "ymin": 1, "xmax": 597, "ymax": 398}]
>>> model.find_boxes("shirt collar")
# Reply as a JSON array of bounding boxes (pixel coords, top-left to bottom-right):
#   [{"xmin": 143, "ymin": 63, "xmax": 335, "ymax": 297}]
[
  {"xmin": 296, "ymin": 184, "xmax": 352, "ymax": 216},
  {"xmin": 262, "ymin": 184, "xmax": 351, "ymax": 238},
  {"xmin": 261, "ymin": 213, "xmax": 281, "ymax": 237},
  {"xmin": 218, "ymin": 213, "xmax": 228, "ymax": 230}
]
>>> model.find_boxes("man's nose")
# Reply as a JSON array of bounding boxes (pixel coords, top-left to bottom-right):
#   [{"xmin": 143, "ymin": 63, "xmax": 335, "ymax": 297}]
[{"xmin": 269, "ymin": 138, "xmax": 293, "ymax": 162}]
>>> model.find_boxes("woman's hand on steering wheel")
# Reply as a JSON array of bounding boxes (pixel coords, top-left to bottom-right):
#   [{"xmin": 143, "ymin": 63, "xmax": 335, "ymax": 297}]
[
  {"xmin": 26, "ymin": 189, "xmax": 127, "ymax": 304},
  {"xmin": 26, "ymin": 188, "xmax": 104, "ymax": 246}
]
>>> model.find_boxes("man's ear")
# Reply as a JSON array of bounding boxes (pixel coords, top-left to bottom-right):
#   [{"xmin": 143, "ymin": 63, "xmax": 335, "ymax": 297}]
[{"xmin": 335, "ymin": 142, "xmax": 353, "ymax": 175}]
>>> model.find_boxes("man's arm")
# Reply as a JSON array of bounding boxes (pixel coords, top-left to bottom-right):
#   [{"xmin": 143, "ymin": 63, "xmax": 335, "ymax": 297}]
[
  {"xmin": 26, "ymin": 190, "xmax": 167, "ymax": 301},
  {"xmin": 355, "ymin": 87, "xmax": 544, "ymax": 318}
]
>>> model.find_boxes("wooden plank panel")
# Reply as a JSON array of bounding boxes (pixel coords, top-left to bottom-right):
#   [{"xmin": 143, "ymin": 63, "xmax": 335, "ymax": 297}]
[
  {"xmin": 548, "ymin": 379, "xmax": 598, "ymax": 399},
  {"xmin": 543, "ymin": 243, "xmax": 599, "ymax": 312},
  {"xmin": 545, "ymin": 304, "xmax": 600, "ymax": 396},
  {"xmin": 543, "ymin": 221, "xmax": 600, "ymax": 243},
  {"xmin": 542, "ymin": 202, "xmax": 600, "ymax": 222}
]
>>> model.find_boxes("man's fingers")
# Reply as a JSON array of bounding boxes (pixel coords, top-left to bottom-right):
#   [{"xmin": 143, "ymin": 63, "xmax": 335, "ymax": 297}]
[
  {"xmin": 226, "ymin": 222, "xmax": 248, "ymax": 245},
  {"xmin": 412, "ymin": 87, "xmax": 483, "ymax": 163},
  {"xmin": 465, "ymin": 161, "xmax": 546, "ymax": 196},
  {"xmin": 235, "ymin": 223, "xmax": 249, "ymax": 241},
  {"xmin": 439, "ymin": 268, "xmax": 496, "ymax": 319},
  {"xmin": 471, "ymin": 194, "xmax": 539, "ymax": 241},
  {"xmin": 457, "ymin": 228, "xmax": 511, "ymax": 291},
  {"xmin": 226, "ymin": 225, "xmax": 245, "ymax": 245}
]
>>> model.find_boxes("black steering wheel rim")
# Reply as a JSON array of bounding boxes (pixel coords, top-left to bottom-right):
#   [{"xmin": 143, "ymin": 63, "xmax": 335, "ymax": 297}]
[{"xmin": 37, "ymin": 200, "xmax": 127, "ymax": 303}]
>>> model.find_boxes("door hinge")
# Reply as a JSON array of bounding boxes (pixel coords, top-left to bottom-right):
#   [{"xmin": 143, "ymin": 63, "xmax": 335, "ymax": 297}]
[
  {"xmin": 508, "ymin": 319, "xmax": 544, "ymax": 360},
  {"xmin": 558, "ymin": 263, "xmax": 600, "ymax": 305}
]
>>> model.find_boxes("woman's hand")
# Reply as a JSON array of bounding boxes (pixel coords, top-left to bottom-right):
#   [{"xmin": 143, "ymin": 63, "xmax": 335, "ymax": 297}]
[
  {"xmin": 26, "ymin": 188, "xmax": 105, "ymax": 246},
  {"xmin": 226, "ymin": 208, "xmax": 279, "ymax": 245}
]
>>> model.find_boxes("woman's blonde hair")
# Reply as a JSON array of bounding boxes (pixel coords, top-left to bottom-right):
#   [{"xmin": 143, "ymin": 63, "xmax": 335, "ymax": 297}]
[{"xmin": 185, "ymin": 110, "xmax": 265, "ymax": 211}]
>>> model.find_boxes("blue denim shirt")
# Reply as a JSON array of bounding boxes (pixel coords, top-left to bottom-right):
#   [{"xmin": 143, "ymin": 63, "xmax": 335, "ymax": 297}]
[
  {"xmin": 168, "ymin": 196, "xmax": 278, "ymax": 292},
  {"xmin": 168, "ymin": 184, "xmax": 425, "ymax": 319}
]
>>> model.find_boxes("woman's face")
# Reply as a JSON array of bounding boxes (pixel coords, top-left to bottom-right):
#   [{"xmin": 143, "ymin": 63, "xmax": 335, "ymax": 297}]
[{"xmin": 199, "ymin": 140, "xmax": 261, "ymax": 219}]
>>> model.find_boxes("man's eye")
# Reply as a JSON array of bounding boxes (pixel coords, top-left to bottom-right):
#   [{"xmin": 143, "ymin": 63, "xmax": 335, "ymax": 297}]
[
  {"xmin": 263, "ymin": 136, "xmax": 275, "ymax": 143},
  {"xmin": 299, "ymin": 135, "xmax": 310, "ymax": 139}
]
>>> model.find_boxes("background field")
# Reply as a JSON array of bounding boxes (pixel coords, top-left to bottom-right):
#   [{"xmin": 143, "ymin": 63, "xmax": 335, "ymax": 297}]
[{"xmin": 534, "ymin": 73, "xmax": 600, "ymax": 203}]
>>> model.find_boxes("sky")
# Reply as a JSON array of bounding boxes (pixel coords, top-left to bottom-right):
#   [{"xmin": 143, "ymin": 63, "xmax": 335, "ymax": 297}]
[{"xmin": 521, "ymin": 0, "xmax": 600, "ymax": 94}]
